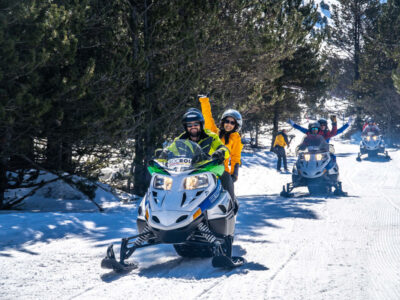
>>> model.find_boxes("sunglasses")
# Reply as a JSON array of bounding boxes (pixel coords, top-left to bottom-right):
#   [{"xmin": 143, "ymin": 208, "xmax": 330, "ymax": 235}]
[
  {"xmin": 186, "ymin": 122, "xmax": 200, "ymax": 128},
  {"xmin": 224, "ymin": 120, "xmax": 236, "ymax": 125},
  {"xmin": 311, "ymin": 127, "xmax": 319, "ymax": 131}
]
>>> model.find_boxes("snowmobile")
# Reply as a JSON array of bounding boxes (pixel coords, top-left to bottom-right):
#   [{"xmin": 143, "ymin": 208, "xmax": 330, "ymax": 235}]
[
  {"xmin": 280, "ymin": 136, "xmax": 346, "ymax": 197},
  {"xmin": 356, "ymin": 132, "xmax": 390, "ymax": 161},
  {"xmin": 101, "ymin": 140, "xmax": 244, "ymax": 272}
]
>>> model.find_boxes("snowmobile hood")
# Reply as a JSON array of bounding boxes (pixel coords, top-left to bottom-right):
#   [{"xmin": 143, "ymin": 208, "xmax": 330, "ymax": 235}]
[
  {"xmin": 296, "ymin": 151, "xmax": 331, "ymax": 178},
  {"xmin": 148, "ymin": 172, "xmax": 217, "ymax": 213}
]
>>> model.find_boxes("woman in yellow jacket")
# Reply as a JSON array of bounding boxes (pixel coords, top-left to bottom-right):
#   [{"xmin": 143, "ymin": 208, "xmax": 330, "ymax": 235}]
[{"xmin": 199, "ymin": 96, "xmax": 243, "ymax": 211}]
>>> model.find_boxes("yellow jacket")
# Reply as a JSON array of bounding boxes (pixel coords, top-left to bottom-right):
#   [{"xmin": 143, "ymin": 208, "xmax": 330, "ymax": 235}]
[
  {"xmin": 273, "ymin": 133, "xmax": 288, "ymax": 148},
  {"xmin": 199, "ymin": 97, "xmax": 243, "ymax": 174}
]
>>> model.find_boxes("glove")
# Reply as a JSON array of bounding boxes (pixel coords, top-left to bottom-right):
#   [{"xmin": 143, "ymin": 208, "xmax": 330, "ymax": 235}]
[
  {"xmin": 287, "ymin": 119, "xmax": 295, "ymax": 126},
  {"xmin": 231, "ymin": 164, "xmax": 239, "ymax": 182},
  {"xmin": 330, "ymin": 115, "xmax": 337, "ymax": 123},
  {"xmin": 211, "ymin": 149, "xmax": 226, "ymax": 163},
  {"xmin": 198, "ymin": 93, "xmax": 210, "ymax": 99}
]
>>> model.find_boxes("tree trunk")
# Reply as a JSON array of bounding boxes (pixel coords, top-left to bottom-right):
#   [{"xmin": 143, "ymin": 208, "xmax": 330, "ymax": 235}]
[
  {"xmin": 271, "ymin": 104, "xmax": 280, "ymax": 151},
  {"xmin": 46, "ymin": 134, "xmax": 62, "ymax": 170},
  {"xmin": 353, "ymin": 9, "xmax": 361, "ymax": 82},
  {"xmin": 0, "ymin": 158, "xmax": 6, "ymax": 209},
  {"xmin": 255, "ymin": 123, "xmax": 259, "ymax": 148},
  {"xmin": 61, "ymin": 141, "xmax": 73, "ymax": 172},
  {"xmin": 133, "ymin": 134, "xmax": 150, "ymax": 196},
  {"xmin": 132, "ymin": 0, "xmax": 153, "ymax": 196},
  {"xmin": 0, "ymin": 128, "xmax": 11, "ymax": 209}
]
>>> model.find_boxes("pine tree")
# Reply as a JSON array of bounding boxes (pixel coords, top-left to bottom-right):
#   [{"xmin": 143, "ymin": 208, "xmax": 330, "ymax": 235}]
[
  {"xmin": 0, "ymin": 0, "xmax": 67, "ymax": 207},
  {"xmin": 354, "ymin": 0, "xmax": 400, "ymax": 142},
  {"xmin": 329, "ymin": 1, "xmax": 380, "ymax": 96}
]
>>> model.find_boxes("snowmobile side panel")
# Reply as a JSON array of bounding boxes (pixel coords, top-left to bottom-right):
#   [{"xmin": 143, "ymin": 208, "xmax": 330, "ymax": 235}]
[
  {"xmin": 208, "ymin": 214, "xmax": 236, "ymax": 236},
  {"xmin": 137, "ymin": 219, "xmax": 147, "ymax": 234}
]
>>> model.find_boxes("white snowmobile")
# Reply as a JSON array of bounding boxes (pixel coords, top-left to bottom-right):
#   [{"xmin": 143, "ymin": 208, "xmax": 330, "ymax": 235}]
[
  {"xmin": 357, "ymin": 132, "xmax": 390, "ymax": 161},
  {"xmin": 280, "ymin": 136, "xmax": 346, "ymax": 197},
  {"xmin": 101, "ymin": 140, "xmax": 244, "ymax": 272}
]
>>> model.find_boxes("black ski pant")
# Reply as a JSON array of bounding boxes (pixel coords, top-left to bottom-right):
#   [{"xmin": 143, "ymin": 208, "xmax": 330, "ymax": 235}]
[
  {"xmin": 220, "ymin": 171, "xmax": 238, "ymax": 211},
  {"xmin": 275, "ymin": 146, "xmax": 287, "ymax": 170}
]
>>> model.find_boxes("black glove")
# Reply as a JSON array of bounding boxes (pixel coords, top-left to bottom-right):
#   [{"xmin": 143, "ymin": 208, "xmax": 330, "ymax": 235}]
[
  {"xmin": 330, "ymin": 115, "xmax": 337, "ymax": 123},
  {"xmin": 211, "ymin": 149, "xmax": 225, "ymax": 163},
  {"xmin": 198, "ymin": 92, "xmax": 210, "ymax": 98},
  {"xmin": 231, "ymin": 164, "xmax": 239, "ymax": 182}
]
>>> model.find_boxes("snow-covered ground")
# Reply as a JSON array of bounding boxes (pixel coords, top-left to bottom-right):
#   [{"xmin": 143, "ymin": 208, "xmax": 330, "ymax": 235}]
[{"xmin": 1, "ymin": 122, "xmax": 400, "ymax": 299}]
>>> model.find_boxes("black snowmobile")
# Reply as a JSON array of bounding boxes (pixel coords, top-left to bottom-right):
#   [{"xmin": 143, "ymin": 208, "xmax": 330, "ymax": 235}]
[
  {"xmin": 357, "ymin": 132, "xmax": 390, "ymax": 161},
  {"xmin": 281, "ymin": 136, "xmax": 347, "ymax": 197}
]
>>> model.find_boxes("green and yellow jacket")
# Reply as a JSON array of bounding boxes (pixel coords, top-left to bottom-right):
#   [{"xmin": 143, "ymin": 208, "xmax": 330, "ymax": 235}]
[{"xmin": 172, "ymin": 129, "xmax": 230, "ymax": 160}]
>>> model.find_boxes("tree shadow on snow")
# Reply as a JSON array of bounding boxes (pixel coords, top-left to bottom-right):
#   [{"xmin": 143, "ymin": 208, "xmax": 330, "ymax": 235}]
[
  {"xmin": 335, "ymin": 152, "xmax": 356, "ymax": 158},
  {"xmin": 136, "ymin": 257, "xmax": 268, "ymax": 280},
  {"xmin": 0, "ymin": 211, "xmax": 139, "ymax": 255},
  {"xmin": 234, "ymin": 194, "xmax": 321, "ymax": 239}
]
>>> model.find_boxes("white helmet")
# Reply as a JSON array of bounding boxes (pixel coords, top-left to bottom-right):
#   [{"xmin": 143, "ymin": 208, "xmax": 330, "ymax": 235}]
[{"xmin": 221, "ymin": 109, "xmax": 243, "ymax": 131}]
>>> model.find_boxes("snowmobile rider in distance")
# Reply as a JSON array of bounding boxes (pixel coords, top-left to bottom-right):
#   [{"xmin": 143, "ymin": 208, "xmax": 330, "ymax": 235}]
[
  {"xmin": 273, "ymin": 129, "xmax": 290, "ymax": 172},
  {"xmin": 199, "ymin": 95, "xmax": 243, "ymax": 183},
  {"xmin": 288, "ymin": 115, "xmax": 353, "ymax": 142},
  {"xmin": 298, "ymin": 122, "xmax": 330, "ymax": 152},
  {"xmin": 362, "ymin": 117, "xmax": 381, "ymax": 136},
  {"xmin": 171, "ymin": 108, "xmax": 239, "ymax": 213}
]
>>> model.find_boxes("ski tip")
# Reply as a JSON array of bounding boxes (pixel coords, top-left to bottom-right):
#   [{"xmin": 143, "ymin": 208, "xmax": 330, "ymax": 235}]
[
  {"xmin": 101, "ymin": 257, "xmax": 138, "ymax": 272},
  {"xmin": 212, "ymin": 255, "xmax": 245, "ymax": 269}
]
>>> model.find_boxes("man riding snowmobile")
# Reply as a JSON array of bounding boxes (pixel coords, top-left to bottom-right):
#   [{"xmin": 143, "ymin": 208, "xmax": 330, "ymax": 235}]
[
  {"xmin": 288, "ymin": 115, "xmax": 353, "ymax": 142},
  {"xmin": 362, "ymin": 118, "xmax": 381, "ymax": 136},
  {"xmin": 100, "ymin": 108, "xmax": 244, "ymax": 272},
  {"xmin": 280, "ymin": 122, "xmax": 346, "ymax": 197},
  {"xmin": 357, "ymin": 118, "xmax": 389, "ymax": 160}
]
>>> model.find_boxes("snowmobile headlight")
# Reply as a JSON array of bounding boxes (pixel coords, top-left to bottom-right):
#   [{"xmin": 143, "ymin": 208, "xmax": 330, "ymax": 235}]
[
  {"xmin": 304, "ymin": 154, "xmax": 311, "ymax": 161},
  {"xmin": 373, "ymin": 136, "xmax": 377, "ymax": 141},
  {"xmin": 315, "ymin": 153, "xmax": 323, "ymax": 161},
  {"xmin": 184, "ymin": 174, "xmax": 209, "ymax": 190},
  {"xmin": 153, "ymin": 175, "xmax": 173, "ymax": 190},
  {"xmin": 366, "ymin": 136, "xmax": 371, "ymax": 141}
]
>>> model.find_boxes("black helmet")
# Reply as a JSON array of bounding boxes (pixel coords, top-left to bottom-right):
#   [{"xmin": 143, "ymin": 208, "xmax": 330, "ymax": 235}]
[
  {"xmin": 318, "ymin": 118, "xmax": 328, "ymax": 127},
  {"xmin": 367, "ymin": 117, "xmax": 374, "ymax": 124},
  {"xmin": 309, "ymin": 122, "xmax": 320, "ymax": 134},
  {"xmin": 221, "ymin": 109, "xmax": 243, "ymax": 131},
  {"xmin": 308, "ymin": 122, "xmax": 320, "ymax": 130},
  {"xmin": 182, "ymin": 108, "xmax": 205, "ymax": 129}
]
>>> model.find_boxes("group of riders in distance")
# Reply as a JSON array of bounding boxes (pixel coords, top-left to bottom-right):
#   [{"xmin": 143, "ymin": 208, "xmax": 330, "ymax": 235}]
[{"xmin": 100, "ymin": 96, "xmax": 391, "ymax": 272}]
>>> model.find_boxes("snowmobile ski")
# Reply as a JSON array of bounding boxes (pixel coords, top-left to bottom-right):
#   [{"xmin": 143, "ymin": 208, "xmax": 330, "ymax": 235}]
[
  {"xmin": 212, "ymin": 255, "xmax": 246, "ymax": 268},
  {"xmin": 101, "ymin": 244, "xmax": 138, "ymax": 272}
]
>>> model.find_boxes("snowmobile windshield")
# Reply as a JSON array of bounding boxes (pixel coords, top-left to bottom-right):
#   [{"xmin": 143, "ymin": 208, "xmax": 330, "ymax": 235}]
[
  {"xmin": 298, "ymin": 135, "xmax": 329, "ymax": 153},
  {"xmin": 154, "ymin": 140, "xmax": 210, "ymax": 172}
]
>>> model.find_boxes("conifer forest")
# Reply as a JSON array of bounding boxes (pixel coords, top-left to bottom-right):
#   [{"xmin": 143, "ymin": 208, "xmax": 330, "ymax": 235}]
[{"xmin": 1, "ymin": 0, "xmax": 400, "ymax": 208}]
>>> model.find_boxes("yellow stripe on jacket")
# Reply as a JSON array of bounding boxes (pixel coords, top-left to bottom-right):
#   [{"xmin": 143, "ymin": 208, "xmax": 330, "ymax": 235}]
[{"xmin": 199, "ymin": 96, "xmax": 243, "ymax": 174}]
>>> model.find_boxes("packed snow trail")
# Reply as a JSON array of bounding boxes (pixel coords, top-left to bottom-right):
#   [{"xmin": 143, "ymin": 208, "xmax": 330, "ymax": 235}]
[{"xmin": 1, "ymin": 140, "xmax": 400, "ymax": 300}]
